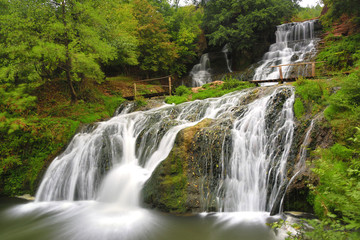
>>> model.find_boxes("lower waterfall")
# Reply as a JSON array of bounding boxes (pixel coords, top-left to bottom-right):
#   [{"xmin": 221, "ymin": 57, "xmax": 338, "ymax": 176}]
[
  {"xmin": 6, "ymin": 86, "xmax": 298, "ymax": 240},
  {"xmin": 36, "ymin": 86, "xmax": 294, "ymax": 214}
]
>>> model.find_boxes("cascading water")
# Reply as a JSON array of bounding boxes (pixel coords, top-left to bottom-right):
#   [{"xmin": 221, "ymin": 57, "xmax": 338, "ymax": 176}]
[
  {"xmin": 279, "ymin": 119, "xmax": 315, "ymax": 213},
  {"xmin": 37, "ymin": 86, "xmax": 295, "ymax": 214},
  {"xmin": 190, "ymin": 53, "xmax": 212, "ymax": 87},
  {"xmin": 222, "ymin": 44, "xmax": 232, "ymax": 73},
  {"xmin": 253, "ymin": 20, "xmax": 320, "ymax": 81},
  {"xmin": 5, "ymin": 86, "xmax": 298, "ymax": 240},
  {"xmin": 217, "ymin": 87, "xmax": 294, "ymax": 212},
  {"xmin": 190, "ymin": 45, "xmax": 232, "ymax": 87}
]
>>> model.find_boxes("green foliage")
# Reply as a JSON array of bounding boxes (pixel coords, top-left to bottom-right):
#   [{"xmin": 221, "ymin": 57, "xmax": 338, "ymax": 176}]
[
  {"xmin": 135, "ymin": 96, "xmax": 148, "ymax": 107},
  {"xmin": 133, "ymin": 0, "xmax": 177, "ymax": 74},
  {"xmin": 165, "ymin": 95, "xmax": 188, "ymax": 105},
  {"xmin": 304, "ymin": 219, "xmax": 360, "ymax": 240},
  {"xmin": 317, "ymin": 34, "xmax": 360, "ymax": 72},
  {"xmin": 321, "ymin": 0, "xmax": 360, "ymax": 27},
  {"xmin": 165, "ymin": 80, "xmax": 254, "ymax": 105},
  {"xmin": 175, "ymin": 85, "xmax": 191, "ymax": 96},
  {"xmin": 309, "ymin": 143, "xmax": 360, "ymax": 232},
  {"xmin": 166, "ymin": 6, "xmax": 204, "ymax": 76},
  {"xmin": 322, "ymin": 70, "xmax": 360, "ymax": 141},
  {"xmin": 293, "ymin": 78, "xmax": 330, "ymax": 118},
  {"xmin": 221, "ymin": 76, "xmax": 243, "ymax": 90},
  {"xmin": 0, "ymin": 81, "xmax": 125, "ymax": 196},
  {"xmin": 294, "ymin": 98, "xmax": 305, "ymax": 119},
  {"xmin": 292, "ymin": 5, "xmax": 322, "ymax": 22},
  {"xmin": 203, "ymin": 0, "xmax": 297, "ymax": 51}
]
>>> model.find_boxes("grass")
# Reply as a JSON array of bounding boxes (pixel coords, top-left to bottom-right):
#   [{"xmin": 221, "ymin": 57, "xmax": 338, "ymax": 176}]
[{"xmin": 165, "ymin": 79, "xmax": 255, "ymax": 105}]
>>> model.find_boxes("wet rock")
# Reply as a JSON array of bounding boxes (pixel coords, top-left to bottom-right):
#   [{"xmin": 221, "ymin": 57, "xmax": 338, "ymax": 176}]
[
  {"xmin": 142, "ymin": 118, "xmax": 232, "ymax": 214},
  {"xmin": 283, "ymin": 113, "xmax": 333, "ymax": 214}
]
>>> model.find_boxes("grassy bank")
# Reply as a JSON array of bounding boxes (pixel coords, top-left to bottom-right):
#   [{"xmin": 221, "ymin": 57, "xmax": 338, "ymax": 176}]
[
  {"xmin": 165, "ymin": 77, "xmax": 255, "ymax": 105},
  {"xmin": 0, "ymin": 78, "xmax": 130, "ymax": 196},
  {"xmin": 287, "ymin": 32, "xmax": 360, "ymax": 239}
]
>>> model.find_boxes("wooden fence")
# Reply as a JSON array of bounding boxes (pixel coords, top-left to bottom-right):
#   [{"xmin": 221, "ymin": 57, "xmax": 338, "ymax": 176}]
[
  {"xmin": 133, "ymin": 75, "xmax": 172, "ymax": 99},
  {"xmin": 267, "ymin": 61, "xmax": 326, "ymax": 84}
]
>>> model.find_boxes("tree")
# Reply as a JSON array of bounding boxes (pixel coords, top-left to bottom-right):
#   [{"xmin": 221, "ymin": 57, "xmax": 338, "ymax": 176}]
[
  {"xmin": 133, "ymin": 0, "xmax": 178, "ymax": 76},
  {"xmin": 0, "ymin": 0, "xmax": 136, "ymax": 102},
  {"xmin": 167, "ymin": 6, "xmax": 204, "ymax": 76},
  {"xmin": 203, "ymin": 0, "xmax": 298, "ymax": 51},
  {"xmin": 322, "ymin": 0, "xmax": 360, "ymax": 26}
]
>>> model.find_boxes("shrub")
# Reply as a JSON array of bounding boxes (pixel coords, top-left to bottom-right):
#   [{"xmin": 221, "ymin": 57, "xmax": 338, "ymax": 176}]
[
  {"xmin": 221, "ymin": 76, "xmax": 241, "ymax": 90},
  {"xmin": 175, "ymin": 85, "xmax": 191, "ymax": 96}
]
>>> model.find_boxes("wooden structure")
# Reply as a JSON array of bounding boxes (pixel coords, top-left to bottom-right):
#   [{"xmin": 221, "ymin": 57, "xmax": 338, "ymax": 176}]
[
  {"xmin": 254, "ymin": 61, "xmax": 326, "ymax": 84},
  {"xmin": 133, "ymin": 75, "xmax": 172, "ymax": 99}
]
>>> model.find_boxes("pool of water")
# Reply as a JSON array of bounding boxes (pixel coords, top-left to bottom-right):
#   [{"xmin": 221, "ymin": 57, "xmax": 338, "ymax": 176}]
[{"xmin": 0, "ymin": 199, "xmax": 284, "ymax": 240}]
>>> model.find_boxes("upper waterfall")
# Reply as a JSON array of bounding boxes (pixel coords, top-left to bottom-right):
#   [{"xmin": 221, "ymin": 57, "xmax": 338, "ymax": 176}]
[
  {"xmin": 253, "ymin": 20, "xmax": 320, "ymax": 81},
  {"xmin": 190, "ymin": 45, "xmax": 232, "ymax": 87}
]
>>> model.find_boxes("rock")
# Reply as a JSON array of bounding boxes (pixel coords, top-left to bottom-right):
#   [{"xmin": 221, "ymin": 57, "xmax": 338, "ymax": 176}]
[
  {"xmin": 142, "ymin": 118, "xmax": 232, "ymax": 214},
  {"xmin": 16, "ymin": 194, "xmax": 35, "ymax": 201}
]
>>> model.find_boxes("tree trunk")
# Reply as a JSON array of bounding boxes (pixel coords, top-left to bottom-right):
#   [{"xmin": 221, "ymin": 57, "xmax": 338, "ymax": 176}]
[{"xmin": 62, "ymin": 0, "xmax": 77, "ymax": 103}]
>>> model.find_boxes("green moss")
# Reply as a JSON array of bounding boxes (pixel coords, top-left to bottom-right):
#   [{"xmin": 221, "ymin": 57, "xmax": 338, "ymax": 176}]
[
  {"xmin": 135, "ymin": 96, "xmax": 148, "ymax": 107},
  {"xmin": 294, "ymin": 98, "xmax": 305, "ymax": 119},
  {"xmin": 165, "ymin": 95, "xmax": 188, "ymax": 105},
  {"xmin": 143, "ymin": 145, "xmax": 188, "ymax": 213}
]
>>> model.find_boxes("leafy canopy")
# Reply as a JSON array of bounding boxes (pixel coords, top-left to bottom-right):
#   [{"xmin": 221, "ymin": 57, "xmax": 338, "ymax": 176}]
[{"xmin": 202, "ymin": 0, "xmax": 298, "ymax": 50}]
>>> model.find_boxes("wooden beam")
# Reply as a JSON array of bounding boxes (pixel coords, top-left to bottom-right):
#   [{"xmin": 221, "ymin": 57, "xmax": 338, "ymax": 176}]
[
  {"xmin": 135, "ymin": 75, "xmax": 171, "ymax": 83},
  {"xmin": 279, "ymin": 66, "xmax": 283, "ymax": 84},
  {"xmin": 312, "ymin": 62, "xmax": 316, "ymax": 77},
  {"xmin": 168, "ymin": 76, "xmax": 172, "ymax": 96},
  {"xmin": 270, "ymin": 61, "xmax": 326, "ymax": 68}
]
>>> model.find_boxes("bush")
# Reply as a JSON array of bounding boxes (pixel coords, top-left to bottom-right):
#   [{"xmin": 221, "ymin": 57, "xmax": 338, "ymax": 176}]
[
  {"xmin": 221, "ymin": 76, "xmax": 241, "ymax": 90},
  {"xmin": 175, "ymin": 85, "xmax": 191, "ymax": 96}
]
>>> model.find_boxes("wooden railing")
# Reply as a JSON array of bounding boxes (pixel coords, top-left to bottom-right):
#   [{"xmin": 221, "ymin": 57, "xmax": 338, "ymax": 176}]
[
  {"xmin": 269, "ymin": 61, "xmax": 326, "ymax": 83},
  {"xmin": 133, "ymin": 75, "xmax": 172, "ymax": 98}
]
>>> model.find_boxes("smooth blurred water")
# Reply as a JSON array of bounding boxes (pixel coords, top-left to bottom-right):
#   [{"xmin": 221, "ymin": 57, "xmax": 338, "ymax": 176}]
[{"xmin": 0, "ymin": 200, "xmax": 281, "ymax": 240}]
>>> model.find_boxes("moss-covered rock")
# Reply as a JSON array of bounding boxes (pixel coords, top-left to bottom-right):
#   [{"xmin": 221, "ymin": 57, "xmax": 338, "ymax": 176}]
[{"xmin": 142, "ymin": 118, "xmax": 232, "ymax": 214}]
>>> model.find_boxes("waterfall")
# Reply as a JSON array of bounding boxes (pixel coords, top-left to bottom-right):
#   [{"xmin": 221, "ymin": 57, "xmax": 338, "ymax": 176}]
[
  {"xmin": 218, "ymin": 87, "xmax": 294, "ymax": 212},
  {"xmin": 222, "ymin": 44, "xmax": 232, "ymax": 73},
  {"xmin": 279, "ymin": 119, "xmax": 315, "ymax": 213},
  {"xmin": 190, "ymin": 53, "xmax": 212, "ymax": 87},
  {"xmin": 189, "ymin": 44, "xmax": 232, "ymax": 87},
  {"xmin": 253, "ymin": 20, "xmax": 319, "ymax": 81},
  {"xmin": 36, "ymin": 86, "xmax": 295, "ymax": 214}
]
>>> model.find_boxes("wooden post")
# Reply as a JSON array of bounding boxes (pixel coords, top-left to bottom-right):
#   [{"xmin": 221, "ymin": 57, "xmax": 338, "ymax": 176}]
[
  {"xmin": 134, "ymin": 83, "xmax": 137, "ymax": 99},
  {"xmin": 312, "ymin": 62, "xmax": 316, "ymax": 77},
  {"xmin": 168, "ymin": 76, "xmax": 172, "ymax": 96},
  {"xmin": 279, "ymin": 66, "xmax": 283, "ymax": 84}
]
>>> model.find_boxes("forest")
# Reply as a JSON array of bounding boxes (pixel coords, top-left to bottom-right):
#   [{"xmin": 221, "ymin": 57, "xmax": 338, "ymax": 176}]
[{"xmin": 1, "ymin": 0, "xmax": 360, "ymax": 239}]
